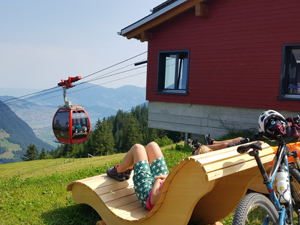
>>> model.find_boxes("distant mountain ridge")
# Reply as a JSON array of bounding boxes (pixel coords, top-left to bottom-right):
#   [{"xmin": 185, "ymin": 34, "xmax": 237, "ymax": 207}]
[
  {"xmin": 0, "ymin": 100, "xmax": 54, "ymax": 164},
  {"xmin": 1, "ymin": 84, "xmax": 147, "ymax": 123},
  {"xmin": 0, "ymin": 85, "xmax": 147, "ymax": 152}
]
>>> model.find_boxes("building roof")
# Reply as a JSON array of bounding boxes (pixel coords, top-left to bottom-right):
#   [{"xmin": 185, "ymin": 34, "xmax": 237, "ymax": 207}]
[{"xmin": 119, "ymin": 0, "xmax": 207, "ymax": 42}]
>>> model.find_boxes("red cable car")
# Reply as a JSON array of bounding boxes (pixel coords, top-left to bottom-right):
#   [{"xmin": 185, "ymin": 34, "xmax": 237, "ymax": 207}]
[{"xmin": 52, "ymin": 76, "xmax": 91, "ymax": 144}]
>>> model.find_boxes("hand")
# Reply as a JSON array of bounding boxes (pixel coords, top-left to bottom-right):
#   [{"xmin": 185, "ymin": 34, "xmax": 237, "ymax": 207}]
[{"xmin": 154, "ymin": 174, "xmax": 168, "ymax": 182}]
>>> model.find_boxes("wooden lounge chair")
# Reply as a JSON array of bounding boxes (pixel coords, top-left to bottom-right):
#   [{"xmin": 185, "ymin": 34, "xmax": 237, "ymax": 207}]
[{"xmin": 67, "ymin": 141, "xmax": 275, "ymax": 225}]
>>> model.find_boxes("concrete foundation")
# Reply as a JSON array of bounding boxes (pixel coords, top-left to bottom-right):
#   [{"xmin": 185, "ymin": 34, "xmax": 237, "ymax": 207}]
[{"xmin": 148, "ymin": 101, "xmax": 295, "ymax": 139}]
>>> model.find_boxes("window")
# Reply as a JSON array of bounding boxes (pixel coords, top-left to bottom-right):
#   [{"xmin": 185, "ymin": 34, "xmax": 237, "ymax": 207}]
[
  {"xmin": 156, "ymin": 50, "xmax": 190, "ymax": 94},
  {"xmin": 278, "ymin": 44, "xmax": 300, "ymax": 100}
]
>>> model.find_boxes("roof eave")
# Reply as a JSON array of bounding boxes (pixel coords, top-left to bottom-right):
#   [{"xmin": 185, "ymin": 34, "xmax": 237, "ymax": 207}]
[{"xmin": 119, "ymin": 0, "xmax": 188, "ymax": 36}]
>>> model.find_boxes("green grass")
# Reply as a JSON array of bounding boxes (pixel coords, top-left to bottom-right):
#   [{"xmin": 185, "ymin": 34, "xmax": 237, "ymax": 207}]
[
  {"xmin": 0, "ymin": 143, "xmax": 193, "ymax": 225},
  {"xmin": 0, "ymin": 131, "xmax": 22, "ymax": 159},
  {"xmin": 0, "ymin": 132, "xmax": 299, "ymax": 225}
]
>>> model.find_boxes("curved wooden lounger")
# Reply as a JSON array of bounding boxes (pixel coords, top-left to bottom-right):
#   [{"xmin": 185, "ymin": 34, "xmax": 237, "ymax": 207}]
[{"xmin": 67, "ymin": 142, "xmax": 275, "ymax": 225}]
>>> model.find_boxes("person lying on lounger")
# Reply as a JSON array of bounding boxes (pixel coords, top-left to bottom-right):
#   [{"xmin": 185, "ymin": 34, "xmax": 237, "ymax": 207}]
[
  {"xmin": 189, "ymin": 134, "xmax": 255, "ymax": 155},
  {"xmin": 106, "ymin": 141, "xmax": 234, "ymax": 225},
  {"xmin": 106, "ymin": 136, "xmax": 252, "ymax": 210}
]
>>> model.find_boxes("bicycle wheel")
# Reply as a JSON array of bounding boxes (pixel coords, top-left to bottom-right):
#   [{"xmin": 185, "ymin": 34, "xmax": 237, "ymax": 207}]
[
  {"xmin": 232, "ymin": 193, "xmax": 279, "ymax": 225},
  {"xmin": 289, "ymin": 165, "xmax": 300, "ymax": 212}
]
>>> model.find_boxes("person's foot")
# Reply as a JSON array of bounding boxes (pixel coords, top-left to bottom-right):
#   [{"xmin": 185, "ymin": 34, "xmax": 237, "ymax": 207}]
[
  {"xmin": 235, "ymin": 138, "xmax": 252, "ymax": 145},
  {"xmin": 124, "ymin": 169, "xmax": 132, "ymax": 179},
  {"xmin": 107, "ymin": 164, "xmax": 125, "ymax": 181},
  {"xmin": 204, "ymin": 134, "xmax": 214, "ymax": 145}
]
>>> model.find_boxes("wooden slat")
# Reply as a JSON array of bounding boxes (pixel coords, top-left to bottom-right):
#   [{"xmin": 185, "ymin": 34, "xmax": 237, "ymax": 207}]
[
  {"xmin": 202, "ymin": 148, "xmax": 274, "ymax": 173},
  {"xmin": 105, "ymin": 194, "xmax": 138, "ymax": 208},
  {"xmin": 100, "ymin": 185, "xmax": 135, "ymax": 203},
  {"xmin": 207, "ymin": 154, "xmax": 275, "ymax": 181},
  {"xmin": 75, "ymin": 175, "xmax": 120, "ymax": 190},
  {"xmin": 67, "ymin": 174, "xmax": 106, "ymax": 191},
  {"xmin": 94, "ymin": 179, "xmax": 134, "ymax": 196},
  {"xmin": 110, "ymin": 200, "xmax": 142, "ymax": 215},
  {"xmin": 119, "ymin": 206, "xmax": 149, "ymax": 220}
]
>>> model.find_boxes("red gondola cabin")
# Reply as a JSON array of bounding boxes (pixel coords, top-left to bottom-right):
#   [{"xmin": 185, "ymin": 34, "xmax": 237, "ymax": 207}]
[
  {"xmin": 52, "ymin": 76, "xmax": 91, "ymax": 144},
  {"xmin": 53, "ymin": 106, "xmax": 90, "ymax": 144}
]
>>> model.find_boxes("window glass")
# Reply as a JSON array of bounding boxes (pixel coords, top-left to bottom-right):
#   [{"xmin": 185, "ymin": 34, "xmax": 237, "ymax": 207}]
[
  {"xmin": 164, "ymin": 55, "xmax": 176, "ymax": 89},
  {"xmin": 72, "ymin": 111, "xmax": 89, "ymax": 139},
  {"xmin": 287, "ymin": 49, "xmax": 300, "ymax": 94},
  {"xmin": 178, "ymin": 56, "xmax": 189, "ymax": 90},
  {"xmin": 53, "ymin": 110, "xmax": 69, "ymax": 140},
  {"xmin": 279, "ymin": 45, "xmax": 300, "ymax": 99},
  {"xmin": 157, "ymin": 50, "xmax": 190, "ymax": 94}
]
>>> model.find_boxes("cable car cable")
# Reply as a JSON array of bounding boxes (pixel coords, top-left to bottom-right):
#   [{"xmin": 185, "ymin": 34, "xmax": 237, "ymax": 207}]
[
  {"xmin": 0, "ymin": 72, "xmax": 146, "ymax": 111},
  {"xmin": 81, "ymin": 51, "xmax": 147, "ymax": 80},
  {"xmin": 1, "ymin": 52, "xmax": 147, "ymax": 105}
]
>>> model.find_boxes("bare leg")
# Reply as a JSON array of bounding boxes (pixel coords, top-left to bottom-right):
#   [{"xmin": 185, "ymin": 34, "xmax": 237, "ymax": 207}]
[
  {"xmin": 206, "ymin": 143, "xmax": 229, "ymax": 151},
  {"xmin": 145, "ymin": 142, "xmax": 164, "ymax": 164},
  {"xmin": 117, "ymin": 144, "xmax": 148, "ymax": 173},
  {"xmin": 213, "ymin": 137, "xmax": 243, "ymax": 145},
  {"xmin": 202, "ymin": 137, "xmax": 243, "ymax": 151}
]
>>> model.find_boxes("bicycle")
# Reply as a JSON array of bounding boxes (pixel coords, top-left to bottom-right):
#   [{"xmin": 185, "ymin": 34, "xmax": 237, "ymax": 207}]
[{"xmin": 232, "ymin": 129, "xmax": 300, "ymax": 225}]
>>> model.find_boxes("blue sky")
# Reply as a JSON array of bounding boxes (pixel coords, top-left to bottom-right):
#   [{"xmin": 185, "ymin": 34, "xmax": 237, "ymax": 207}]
[{"xmin": 0, "ymin": 1, "xmax": 163, "ymax": 94}]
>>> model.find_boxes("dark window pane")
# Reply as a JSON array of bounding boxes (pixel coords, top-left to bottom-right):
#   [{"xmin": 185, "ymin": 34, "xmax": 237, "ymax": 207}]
[
  {"xmin": 53, "ymin": 110, "xmax": 70, "ymax": 140},
  {"xmin": 72, "ymin": 111, "xmax": 89, "ymax": 139}
]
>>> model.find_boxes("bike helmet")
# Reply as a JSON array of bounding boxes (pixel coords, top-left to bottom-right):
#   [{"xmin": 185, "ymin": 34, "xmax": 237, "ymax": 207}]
[{"xmin": 258, "ymin": 110, "xmax": 285, "ymax": 133}]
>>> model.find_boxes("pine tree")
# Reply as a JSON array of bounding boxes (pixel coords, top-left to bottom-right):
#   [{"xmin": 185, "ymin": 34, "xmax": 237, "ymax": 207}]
[
  {"xmin": 121, "ymin": 114, "xmax": 142, "ymax": 152},
  {"xmin": 39, "ymin": 148, "xmax": 46, "ymax": 159},
  {"xmin": 92, "ymin": 118, "xmax": 115, "ymax": 155},
  {"xmin": 23, "ymin": 144, "xmax": 39, "ymax": 161}
]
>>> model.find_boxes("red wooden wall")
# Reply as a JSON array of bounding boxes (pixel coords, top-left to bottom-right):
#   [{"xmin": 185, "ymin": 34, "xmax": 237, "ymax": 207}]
[{"xmin": 146, "ymin": 0, "xmax": 300, "ymax": 112}]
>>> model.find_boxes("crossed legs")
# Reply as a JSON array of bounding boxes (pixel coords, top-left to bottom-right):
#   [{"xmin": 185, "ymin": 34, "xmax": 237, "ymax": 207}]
[{"xmin": 208, "ymin": 137, "xmax": 243, "ymax": 151}]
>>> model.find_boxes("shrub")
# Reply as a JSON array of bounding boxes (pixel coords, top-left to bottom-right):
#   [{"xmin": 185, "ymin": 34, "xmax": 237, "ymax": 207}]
[{"xmin": 154, "ymin": 136, "xmax": 173, "ymax": 147}]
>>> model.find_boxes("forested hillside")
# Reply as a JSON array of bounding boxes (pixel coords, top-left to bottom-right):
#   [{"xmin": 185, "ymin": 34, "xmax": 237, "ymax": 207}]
[
  {"xmin": 0, "ymin": 100, "xmax": 54, "ymax": 164},
  {"xmin": 50, "ymin": 104, "xmax": 184, "ymax": 158}
]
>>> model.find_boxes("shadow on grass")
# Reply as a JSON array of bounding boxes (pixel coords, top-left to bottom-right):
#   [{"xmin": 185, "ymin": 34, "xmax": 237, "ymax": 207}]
[{"xmin": 41, "ymin": 204, "xmax": 101, "ymax": 225}]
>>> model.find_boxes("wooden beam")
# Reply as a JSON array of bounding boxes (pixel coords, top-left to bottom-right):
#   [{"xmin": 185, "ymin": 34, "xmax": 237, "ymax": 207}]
[
  {"xmin": 195, "ymin": 2, "xmax": 208, "ymax": 18},
  {"xmin": 140, "ymin": 31, "xmax": 153, "ymax": 42},
  {"xmin": 125, "ymin": 0, "xmax": 206, "ymax": 40}
]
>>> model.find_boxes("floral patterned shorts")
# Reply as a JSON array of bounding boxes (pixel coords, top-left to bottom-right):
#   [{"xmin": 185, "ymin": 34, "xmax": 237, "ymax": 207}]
[{"xmin": 133, "ymin": 157, "xmax": 169, "ymax": 207}]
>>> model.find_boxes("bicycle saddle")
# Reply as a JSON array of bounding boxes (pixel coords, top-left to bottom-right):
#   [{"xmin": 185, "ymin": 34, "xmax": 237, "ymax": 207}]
[{"xmin": 237, "ymin": 142, "xmax": 262, "ymax": 154}]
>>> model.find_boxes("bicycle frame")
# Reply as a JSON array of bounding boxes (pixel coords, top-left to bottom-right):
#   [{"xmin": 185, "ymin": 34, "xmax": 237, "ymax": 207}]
[{"xmin": 254, "ymin": 138, "xmax": 294, "ymax": 224}]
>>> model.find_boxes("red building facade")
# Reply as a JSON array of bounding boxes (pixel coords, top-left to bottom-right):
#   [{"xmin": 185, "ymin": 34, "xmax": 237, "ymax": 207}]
[{"xmin": 120, "ymin": 0, "xmax": 300, "ymax": 138}]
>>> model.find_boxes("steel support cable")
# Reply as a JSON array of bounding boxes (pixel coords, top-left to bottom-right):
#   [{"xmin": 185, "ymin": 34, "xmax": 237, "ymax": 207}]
[
  {"xmin": 0, "ymin": 68, "xmax": 146, "ymax": 110},
  {"xmin": 75, "ymin": 65, "xmax": 147, "ymax": 87},
  {"xmin": 1, "ymin": 62, "xmax": 144, "ymax": 106},
  {"xmin": 0, "ymin": 72, "xmax": 146, "ymax": 112},
  {"xmin": 0, "ymin": 86, "xmax": 60, "ymax": 105},
  {"xmin": 81, "ymin": 51, "xmax": 147, "ymax": 80},
  {"xmin": 0, "ymin": 52, "xmax": 147, "ymax": 106}
]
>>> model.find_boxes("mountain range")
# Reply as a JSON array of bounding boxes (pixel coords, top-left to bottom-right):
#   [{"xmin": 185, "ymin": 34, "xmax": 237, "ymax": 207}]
[{"xmin": 0, "ymin": 100, "xmax": 54, "ymax": 164}]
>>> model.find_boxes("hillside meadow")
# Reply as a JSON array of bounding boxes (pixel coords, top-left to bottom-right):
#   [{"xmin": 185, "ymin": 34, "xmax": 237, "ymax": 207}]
[
  {"xmin": 1, "ymin": 142, "xmax": 216, "ymax": 225},
  {"xmin": 1, "ymin": 138, "xmax": 298, "ymax": 225},
  {"xmin": 0, "ymin": 130, "xmax": 22, "ymax": 159}
]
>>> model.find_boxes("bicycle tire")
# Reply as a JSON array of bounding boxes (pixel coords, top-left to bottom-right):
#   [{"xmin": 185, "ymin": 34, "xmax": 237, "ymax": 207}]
[
  {"xmin": 232, "ymin": 193, "xmax": 279, "ymax": 225},
  {"xmin": 289, "ymin": 165, "xmax": 300, "ymax": 212}
]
